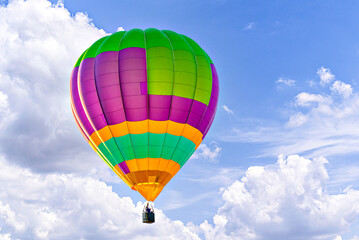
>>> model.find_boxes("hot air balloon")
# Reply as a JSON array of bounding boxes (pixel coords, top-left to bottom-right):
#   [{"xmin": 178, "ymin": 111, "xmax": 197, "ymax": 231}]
[{"xmin": 70, "ymin": 28, "xmax": 219, "ymax": 223}]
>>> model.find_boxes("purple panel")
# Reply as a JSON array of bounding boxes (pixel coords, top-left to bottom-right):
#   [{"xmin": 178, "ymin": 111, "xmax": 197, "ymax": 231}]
[
  {"xmin": 140, "ymin": 82, "xmax": 147, "ymax": 95},
  {"xmin": 118, "ymin": 47, "xmax": 148, "ymax": 122},
  {"xmin": 170, "ymin": 108, "xmax": 189, "ymax": 123},
  {"xmin": 106, "ymin": 110, "xmax": 126, "ymax": 125},
  {"xmin": 96, "ymin": 73, "xmax": 120, "ymax": 88},
  {"xmin": 118, "ymin": 162, "xmax": 130, "ymax": 174},
  {"xmin": 121, "ymin": 83, "xmax": 142, "ymax": 96},
  {"xmin": 199, "ymin": 64, "xmax": 219, "ymax": 137},
  {"xmin": 149, "ymin": 95, "xmax": 171, "ymax": 108},
  {"xmin": 100, "ymin": 97, "xmax": 123, "ymax": 112},
  {"xmin": 126, "ymin": 108, "xmax": 147, "ymax": 121},
  {"xmin": 187, "ymin": 100, "xmax": 207, "ymax": 128},
  {"xmin": 118, "ymin": 70, "xmax": 147, "ymax": 83},
  {"xmin": 171, "ymin": 96, "xmax": 192, "ymax": 111},
  {"xmin": 70, "ymin": 67, "xmax": 94, "ymax": 135},
  {"xmin": 148, "ymin": 95, "xmax": 171, "ymax": 121},
  {"xmin": 98, "ymin": 85, "xmax": 122, "ymax": 100},
  {"xmin": 95, "ymin": 51, "xmax": 126, "ymax": 125},
  {"xmin": 123, "ymin": 95, "xmax": 147, "ymax": 108},
  {"xmin": 149, "ymin": 108, "xmax": 170, "ymax": 121},
  {"xmin": 118, "ymin": 47, "xmax": 146, "ymax": 60},
  {"xmin": 79, "ymin": 58, "xmax": 107, "ymax": 130}
]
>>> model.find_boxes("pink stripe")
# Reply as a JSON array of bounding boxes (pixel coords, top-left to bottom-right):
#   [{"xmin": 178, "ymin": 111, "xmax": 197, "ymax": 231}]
[
  {"xmin": 79, "ymin": 58, "xmax": 107, "ymax": 130},
  {"xmin": 70, "ymin": 67, "xmax": 95, "ymax": 135},
  {"xmin": 95, "ymin": 51, "xmax": 126, "ymax": 125}
]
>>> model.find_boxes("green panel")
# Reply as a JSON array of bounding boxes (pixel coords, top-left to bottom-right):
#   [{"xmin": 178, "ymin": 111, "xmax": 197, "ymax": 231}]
[
  {"xmin": 98, "ymin": 144, "xmax": 117, "ymax": 166},
  {"xmin": 101, "ymin": 133, "xmax": 196, "ymax": 161},
  {"xmin": 74, "ymin": 49, "xmax": 88, "ymax": 67},
  {"xmin": 180, "ymin": 35, "xmax": 213, "ymax": 64},
  {"xmin": 172, "ymin": 149, "xmax": 188, "ymax": 166},
  {"xmin": 119, "ymin": 29, "xmax": 145, "ymax": 50},
  {"xmin": 147, "ymin": 57, "xmax": 173, "ymax": 70},
  {"xmin": 162, "ymin": 30, "xmax": 197, "ymax": 101},
  {"xmin": 146, "ymin": 47, "xmax": 172, "ymax": 58},
  {"xmin": 121, "ymin": 147, "xmax": 136, "ymax": 160},
  {"xmin": 146, "ymin": 29, "xmax": 174, "ymax": 97},
  {"xmin": 179, "ymin": 148, "xmax": 196, "ymax": 166},
  {"xmin": 174, "ymin": 71, "xmax": 196, "ymax": 85},
  {"xmin": 161, "ymin": 146, "xmax": 175, "ymax": 160},
  {"xmin": 104, "ymin": 138, "xmax": 125, "ymax": 164},
  {"xmin": 83, "ymin": 36, "xmax": 108, "ymax": 59},
  {"xmin": 172, "ymin": 49, "xmax": 195, "ymax": 61},
  {"xmin": 181, "ymin": 35, "xmax": 213, "ymax": 105},
  {"xmin": 96, "ymin": 31, "xmax": 126, "ymax": 55},
  {"xmin": 130, "ymin": 133, "xmax": 148, "ymax": 159},
  {"xmin": 173, "ymin": 84, "xmax": 196, "ymax": 99},
  {"xmin": 149, "ymin": 146, "xmax": 163, "ymax": 158},
  {"xmin": 163, "ymin": 133, "xmax": 180, "ymax": 147},
  {"xmin": 133, "ymin": 146, "xmax": 148, "ymax": 159},
  {"xmin": 149, "ymin": 133, "xmax": 165, "ymax": 146},
  {"xmin": 177, "ymin": 137, "xmax": 196, "ymax": 153},
  {"xmin": 115, "ymin": 135, "xmax": 133, "ymax": 148},
  {"xmin": 145, "ymin": 28, "xmax": 172, "ymax": 49},
  {"xmin": 130, "ymin": 133, "xmax": 149, "ymax": 146},
  {"xmin": 162, "ymin": 30, "xmax": 192, "ymax": 50}
]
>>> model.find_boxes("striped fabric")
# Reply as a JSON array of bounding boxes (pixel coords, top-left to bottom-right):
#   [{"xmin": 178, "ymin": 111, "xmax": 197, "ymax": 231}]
[{"xmin": 70, "ymin": 29, "xmax": 219, "ymax": 201}]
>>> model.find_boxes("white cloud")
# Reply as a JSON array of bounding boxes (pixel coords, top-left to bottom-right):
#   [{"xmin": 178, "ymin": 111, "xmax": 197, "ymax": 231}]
[
  {"xmin": 221, "ymin": 105, "xmax": 234, "ymax": 114},
  {"xmin": 243, "ymin": 22, "xmax": 255, "ymax": 31},
  {"xmin": 0, "ymin": 155, "xmax": 200, "ymax": 240},
  {"xmin": 295, "ymin": 92, "xmax": 331, "ymax": 107},
  {"xmin": 331, "ymin": 80, "xmax": 353, "ymax": 98},
  {"xmin": 117, "ymin": 26, "xmax": 125, "ymax": 31},
  {"xmin": 286, "ymin": 112, "xmax": 308, "ymax": 127},
  {"xmin": 0, "ymin": 0, "xmax": 108, "ymax": 173},
  {"xmin": 198, "ymin": 155, "xmax": 359, "ymax": 240},
  {"xmin": 317, "ymin": 67, "xmax": 335, "ymax": 85},
  {"xmin": 222, "ymin": 68, "xmax": 359, "ymax": 158},
  {"xmin": 276, "ymin": 78, "xmax": 295, "ymax": 88},
  {"xmin": 191, "ymin": 143, "xmax": 222, "ymax": 162}
]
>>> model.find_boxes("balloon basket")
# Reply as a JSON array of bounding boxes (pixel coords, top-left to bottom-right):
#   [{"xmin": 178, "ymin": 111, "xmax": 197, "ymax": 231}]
[
  {"xmin": 142, "ymin": 202, "xmax": 155, "ymax": 224},
  {"xmin": 142, "ymin": 212, "xmax": 155, "ymax": 224}
]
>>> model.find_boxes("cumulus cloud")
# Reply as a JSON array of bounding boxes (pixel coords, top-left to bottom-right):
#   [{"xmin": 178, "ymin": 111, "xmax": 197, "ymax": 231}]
[
  {"xmin": 331, "ymin": 80, "xmax": 353, "ymax": 98},
  {"xmin": 0, "ymin": 0, "xmax": 108, "ymax": 173},
  {"xmin": 275, "ymin": 77, "xmax": 295, "ymax": 88},
  {"xmin": 317, "ymin": 67, "xmax": 335, "ymax": 86},
  {"xmin": 221, "ymin": 105, "xmax": 234, "ymax": 114},
  {"xmin": 198, "ymin": 155, "xmax": 359, "ymax": 240},
  {"xmin": 191, "ymin": 143, "xmax": 222, "ymax": 162},
  {"xmin": 295, "ymin": 92, "xmax": 331, "ymax": 107},
  {"xmin": 222, "ymin": 68, "xmax": 359, "ymax": 158},
  {"xmin": 286, "ymin": 112, "xmax": 308, "ymax": 127},
  {"xmin": 0, "ymin": 155, "xmax": 200, "ymax": 240}
]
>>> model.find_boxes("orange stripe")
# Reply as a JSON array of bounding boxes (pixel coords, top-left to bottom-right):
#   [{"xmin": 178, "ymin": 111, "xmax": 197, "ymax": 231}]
[{"xmin": 89, "ymin": 120, "xmax": 203, "ymax": 148}]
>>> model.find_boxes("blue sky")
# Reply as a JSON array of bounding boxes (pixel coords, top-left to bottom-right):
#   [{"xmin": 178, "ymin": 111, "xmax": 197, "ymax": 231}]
[{"xmin": 1, "ymin": 0, "xmax": 359, "ymax": 239}]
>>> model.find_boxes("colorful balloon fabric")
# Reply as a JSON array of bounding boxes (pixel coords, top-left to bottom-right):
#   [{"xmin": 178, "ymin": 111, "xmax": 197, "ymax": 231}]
[{"xmin": 70, "ymin": 28, "xmax": 219, "ymax": 201}]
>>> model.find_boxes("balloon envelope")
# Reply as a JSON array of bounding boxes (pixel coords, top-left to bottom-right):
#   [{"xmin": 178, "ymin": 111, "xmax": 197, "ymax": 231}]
[{"xmin": 70, "ymin": 28, "xmax": 219, "ymax": 201}]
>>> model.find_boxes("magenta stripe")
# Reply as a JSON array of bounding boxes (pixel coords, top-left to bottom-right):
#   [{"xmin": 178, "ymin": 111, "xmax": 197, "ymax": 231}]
[
  {"xmin": 200, "ymin": 64, "xmax": 219, "ymax": 137},
  {"xmin": 79, "ymin": 58, "xmax": 107, "ymax": 130},
  {"xmin": 148, "ymin": 95, "xmax": 171, "ymax": 121},
  {"xmin": 119, "ymin": 47, "xmax": 148, "ymax": 121},
  {"xmin": 70, "ymin": 66, "xmax": 95, "ymax": 135},
  {"xmin": 118, "ymin": 162, "xmax": 130, "ymax": 174},
  {"xmin": 74, "ymin": 48, "xmax": 218, "ymax": 139},
  {"xmin": 95, "ymin": 51, "xmax": 126, "ymax": 125}
]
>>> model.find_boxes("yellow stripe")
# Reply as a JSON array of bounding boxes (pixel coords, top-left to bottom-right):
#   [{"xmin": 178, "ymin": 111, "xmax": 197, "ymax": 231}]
[{"xmin": 89, "ymin": 120, "xmax": 203, "ymax": 148}]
